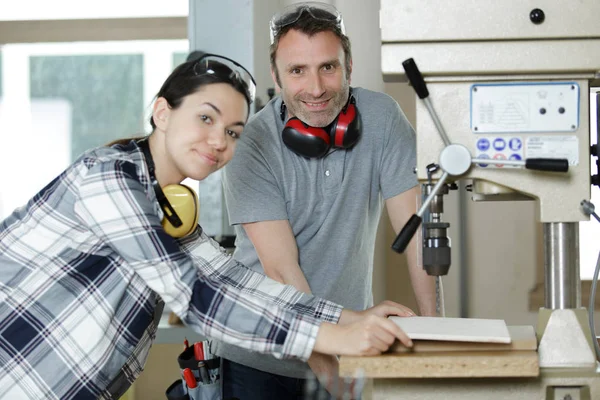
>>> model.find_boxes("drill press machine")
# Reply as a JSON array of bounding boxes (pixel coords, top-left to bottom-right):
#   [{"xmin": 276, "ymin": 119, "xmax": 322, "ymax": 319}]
[{"xmin": 339, "ymin": 1, "xmax": 600, "ymax": 398}]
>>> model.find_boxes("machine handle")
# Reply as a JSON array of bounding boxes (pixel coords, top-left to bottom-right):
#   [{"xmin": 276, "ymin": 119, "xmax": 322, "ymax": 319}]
[
  {"xmin": 392, "ymin": 214, "xmax": 422, "ymax": 253},
  {"xmin": 402, "ymin": 58, "xmax": 429, "ymax": 99},
  {"xmin": 525, "ymin": 158, "xmax": 569, "ymax": 172},
  {"xmin": 392, "ymin": 171, "xmax": 449, "ymax": 254}
]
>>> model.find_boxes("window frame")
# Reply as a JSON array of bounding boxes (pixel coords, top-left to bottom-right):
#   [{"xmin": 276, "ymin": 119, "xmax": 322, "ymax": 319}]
[{"xmin": 0, "ymin": 17, "xmax": 186, "ymax": 44}]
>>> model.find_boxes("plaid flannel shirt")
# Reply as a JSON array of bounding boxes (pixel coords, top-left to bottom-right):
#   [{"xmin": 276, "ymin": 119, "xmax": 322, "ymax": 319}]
[{"xmin": 0, "ymin": 141, "xmax": 342, "ymax": 400}]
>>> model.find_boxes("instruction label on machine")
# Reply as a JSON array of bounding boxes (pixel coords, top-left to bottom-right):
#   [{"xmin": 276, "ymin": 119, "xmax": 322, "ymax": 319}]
[
  {"xmin": 525, "ymin": 136, "xmax": 579, "ymax": 166},
  {"xmin": 470, "ymin": 82, "xmax": 580, "ymax": 134},
  {"xmin": 474, "ymin": 135, "xmax": 578, "ymax": 168},
  {"xmin": 475, "ymin": 136, "xmax": 524, "ymax": 168}
]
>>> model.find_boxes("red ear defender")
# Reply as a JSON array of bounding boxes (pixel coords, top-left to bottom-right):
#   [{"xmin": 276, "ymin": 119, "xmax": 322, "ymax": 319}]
[
  {"xmin": 282, "ymin": 118, "xmax": 331, "ymax": 158},
  {"xmin": 281, "ymin": 90, "xmax": 361, "ymax": 158},
  {"xmin": 331, "ymin": 96, "xmax": 361, "ymax": 149}
]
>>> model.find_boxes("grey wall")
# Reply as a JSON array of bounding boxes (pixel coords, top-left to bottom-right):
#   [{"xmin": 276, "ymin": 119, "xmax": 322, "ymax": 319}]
[{"xmin": 188, "ymin": 0, "xmax": 254, "ymax": 75}]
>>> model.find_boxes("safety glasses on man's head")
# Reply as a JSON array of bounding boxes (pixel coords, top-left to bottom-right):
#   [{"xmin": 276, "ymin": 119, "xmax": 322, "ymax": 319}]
[
  {"xmin": 193, "ymin": 54, "xmax": 256, "ymax": 104},
  {"xmin": 269, "ymin": 2, "xmax": 345, "ymax": 44}
]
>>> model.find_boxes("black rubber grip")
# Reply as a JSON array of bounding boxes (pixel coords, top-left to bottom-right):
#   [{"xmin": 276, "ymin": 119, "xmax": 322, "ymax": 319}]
[
  {"xmin": 525, "ymin": 158, "xmax": 569, "ymax": 172},
  {"xmin": 392, "ymin": 214, "xmax": 422, "ymax": 253},
  {"xmin": 402, "ymin": 58, "xmax": 429, "ymax": 99}
]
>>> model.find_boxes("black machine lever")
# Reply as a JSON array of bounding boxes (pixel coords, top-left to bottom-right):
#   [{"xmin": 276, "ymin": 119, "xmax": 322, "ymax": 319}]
[
  {"xmin": 525, "ymin": 158, "xmax": 569, "ymax": 172},
  {"xmin": 402, "ymin": 58, "xmax": 429, "ymax": 100}
]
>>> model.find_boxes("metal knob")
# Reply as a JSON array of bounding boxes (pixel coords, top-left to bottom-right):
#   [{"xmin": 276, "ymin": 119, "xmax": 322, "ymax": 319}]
[{"xmin": 530, "ymin": 8, "xmax": 545, "ymax": 24}]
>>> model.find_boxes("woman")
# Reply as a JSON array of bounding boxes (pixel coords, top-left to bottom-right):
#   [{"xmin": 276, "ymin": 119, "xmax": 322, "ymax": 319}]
[{"xmin": 0, "ymin": 54, "xmax": 413, "ymax": 399}]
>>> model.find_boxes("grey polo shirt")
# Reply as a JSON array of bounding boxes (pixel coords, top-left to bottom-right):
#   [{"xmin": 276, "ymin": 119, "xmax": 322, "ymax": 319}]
[{"xmin": 218, "ymin": 87, "xmax": 418, "ymax": 378}]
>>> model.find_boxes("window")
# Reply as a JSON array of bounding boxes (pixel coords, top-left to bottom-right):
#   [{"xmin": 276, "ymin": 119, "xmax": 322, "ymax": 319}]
[
  {"xmin": 0, "ymin": 39, "xmax": 231, "ymax": 236},
  {"xmin": 0, "ymin": 0, "xmax": 239, "ymax": 236},
  {"xmin": 30, "ymin": 52, "xmax": 144, "ymax": 160},
  {"xmin": 0, "ymin": 40, "xmax": 188, "ymax": 218}
]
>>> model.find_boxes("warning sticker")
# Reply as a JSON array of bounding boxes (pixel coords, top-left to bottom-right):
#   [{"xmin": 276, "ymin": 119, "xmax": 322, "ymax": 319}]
[{"xmin": 525, "ymin": 136, "xmax": 579, "ymax": 166}]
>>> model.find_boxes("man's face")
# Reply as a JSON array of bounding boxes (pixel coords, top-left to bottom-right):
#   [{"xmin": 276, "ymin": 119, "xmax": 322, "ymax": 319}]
[{"xmin": 273, "ymin": 29, "xmax": 351, "ymax": 127}]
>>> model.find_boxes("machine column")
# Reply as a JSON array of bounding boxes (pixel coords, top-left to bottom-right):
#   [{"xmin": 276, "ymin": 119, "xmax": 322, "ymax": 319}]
[{"xmin": 544, "ymin": 222, "xmax": 581, "ymax": 309}]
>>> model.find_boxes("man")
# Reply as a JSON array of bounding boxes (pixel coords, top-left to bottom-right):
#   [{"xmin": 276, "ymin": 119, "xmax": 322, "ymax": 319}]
[{"xmin": 219, "ymin": 3, "xmax": 436, "ymax": 398}]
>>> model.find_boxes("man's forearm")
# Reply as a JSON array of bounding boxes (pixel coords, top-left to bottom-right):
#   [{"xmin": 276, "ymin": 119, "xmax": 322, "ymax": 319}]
[
  {"xmin": 407, "ymin": 233, "xmax": 437, "ymax": 316},
  {"xmin": 240, "ymin": 220, "xmax": 342, "ymax": 323},
  {"xmin": 267, "ymin": 264, "xmax": 344, "ymax": 323},
  {"xmin": 266, "ymin": 263, "xmax": 313, "ymax": 295},
  {"xmin": 409, "ymin": 267, "xmax": 437, "ymax": 316},
  {"xmin": 386, "ymin": 188, "xmax": 437, "ymax": 316}
]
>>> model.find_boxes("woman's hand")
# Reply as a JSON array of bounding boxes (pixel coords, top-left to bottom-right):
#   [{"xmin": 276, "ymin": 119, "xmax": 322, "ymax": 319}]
[
  {"xmin": 313, "ymin": 315, "xmax": 413, "ymax": 356},
  {"xmin": 339, "ymin": 300, "xmax": 416, "ymax": 325}
]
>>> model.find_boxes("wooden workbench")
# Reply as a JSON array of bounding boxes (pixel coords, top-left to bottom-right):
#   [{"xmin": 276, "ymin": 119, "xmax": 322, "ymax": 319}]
[{"xmin": 339, "ymin": 326, "xmax": 539, "ymax": 378}]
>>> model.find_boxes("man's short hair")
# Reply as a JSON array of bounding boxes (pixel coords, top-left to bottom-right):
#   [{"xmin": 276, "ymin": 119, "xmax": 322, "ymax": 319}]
[{"xmin": 269, "ymin": 3, "xmax": 352, "ymax": 86}]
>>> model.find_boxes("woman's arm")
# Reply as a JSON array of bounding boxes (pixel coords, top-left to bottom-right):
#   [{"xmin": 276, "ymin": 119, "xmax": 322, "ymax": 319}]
[
  {"xmin": 73, "ymin": 159, "xmax": 412, "ymax": 360},
  {"xmin": 177, "ymin": 226, "xmax": 342, "ymax": 323},
  {"xmin": 72, "ymin": 159, "xmax": 325, "ymax": 359}
]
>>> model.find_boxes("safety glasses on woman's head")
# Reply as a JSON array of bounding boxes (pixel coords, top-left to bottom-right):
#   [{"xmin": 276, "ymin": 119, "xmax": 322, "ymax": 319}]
[
  {"xmin": 193, "ymin": 54, "xmax": 256, "ymax": 103},
  {"xmin": 269, "ymin": 2, "xmax": 345, "ymax": 44}
]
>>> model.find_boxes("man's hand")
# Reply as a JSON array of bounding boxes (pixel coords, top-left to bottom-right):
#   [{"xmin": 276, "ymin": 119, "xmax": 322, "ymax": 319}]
[
  {"xmin": 307, "ymin": 353, "xmax": 339, "ymax": 394},
  {"xmin": 339, "ymin": 300, "xmax": 416, "ymax": 325},
  {"xmin": 308, "ymin": 352, "xmax": 365, "ymax": 399},
  {"xmin": 308, "ymin": 352, "xmax": 338, "ymax": 378}
]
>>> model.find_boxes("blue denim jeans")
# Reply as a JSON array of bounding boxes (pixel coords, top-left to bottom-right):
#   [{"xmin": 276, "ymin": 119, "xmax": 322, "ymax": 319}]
[{"xmin": 221, "ymin": 358, "xmax": 333, "ymax": 400}]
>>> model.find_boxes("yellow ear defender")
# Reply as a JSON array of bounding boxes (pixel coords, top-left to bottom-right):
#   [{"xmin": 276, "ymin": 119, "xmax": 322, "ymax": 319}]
[
  {"xmin": 138, "ymin": 138, "xmax": 200, "ymax": 238},
  {"xmin": 161, "ymin": 184, "xmax": 199, "ymax": 238}
]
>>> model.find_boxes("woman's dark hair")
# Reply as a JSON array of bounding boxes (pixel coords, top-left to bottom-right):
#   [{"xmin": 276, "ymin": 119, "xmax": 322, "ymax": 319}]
[
  {"xmin": 149, "ymin": 57, "xmax": 251, "ymax": 130},
  {"xmin": 106, "ymin": 51, "xmax": 251, "ymax": 148}
]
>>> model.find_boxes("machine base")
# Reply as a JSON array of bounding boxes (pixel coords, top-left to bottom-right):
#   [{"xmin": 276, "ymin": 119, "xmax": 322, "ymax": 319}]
[{"xmin": 366, "ymin": 366, "xmax": 600, "ymax": 400}]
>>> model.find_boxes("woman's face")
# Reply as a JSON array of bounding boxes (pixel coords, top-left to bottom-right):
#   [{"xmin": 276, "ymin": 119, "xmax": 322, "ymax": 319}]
[{"xmin": 160, "ymin": 83, "xmax": 249, "ymax": 182}]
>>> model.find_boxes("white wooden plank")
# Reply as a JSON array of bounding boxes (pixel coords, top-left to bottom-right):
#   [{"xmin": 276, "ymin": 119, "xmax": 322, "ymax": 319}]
[{"xmin": 389, "ymin": 316, "xmax": 512, "ymax": 343}]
